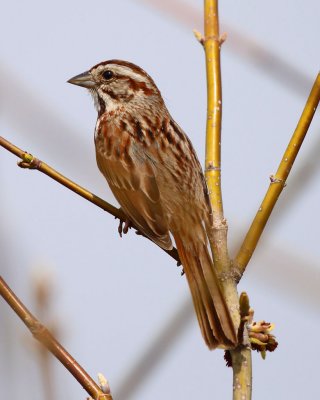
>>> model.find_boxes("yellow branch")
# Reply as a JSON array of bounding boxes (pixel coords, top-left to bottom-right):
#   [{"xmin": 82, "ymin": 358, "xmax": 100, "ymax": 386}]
[
  {"xmin": 0, "ymin": 136, "xmax": 180, "ymax": 264},
  {"xmin": 231, "ymin": 347, "xmax": 252, "ymax": 400},
  {"xmin": 204, "ymin": 0, "xmax": 224, "ymax": 219},
  {"xmin": 203, "ymin": 3, "xmax": 251, "ymax": 397},
  {"xmin": 203, "ymin": 1, "xmax": 234, "ymax": 282},
  {"xmin": 234, "ymin": 73, "xmax": 320, "ymax": 279}
]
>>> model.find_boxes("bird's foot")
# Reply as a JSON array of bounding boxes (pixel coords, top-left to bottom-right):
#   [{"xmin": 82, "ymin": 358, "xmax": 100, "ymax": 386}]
[{"xmin": 118, "ymin": 218, "xmax": 132, "ymax": 237}]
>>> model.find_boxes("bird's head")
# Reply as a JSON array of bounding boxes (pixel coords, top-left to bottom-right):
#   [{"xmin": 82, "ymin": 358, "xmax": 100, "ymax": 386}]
[{"xmin": 68, "ymin": 60, "xmax": 164, "ymax": 115}]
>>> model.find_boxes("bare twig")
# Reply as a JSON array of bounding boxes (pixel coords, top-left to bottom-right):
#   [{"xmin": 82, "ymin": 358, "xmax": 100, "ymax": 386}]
[
  {"xmin": 0, "ymin": 136, "xmax": 180, "ymax": 264},
  {"xmin": 234, "ymin": 73, "xmax": 320, "ymax": 280},
  {"xmin": 0, "ymin": 276, "xmax": 112, "ymax": 400}
]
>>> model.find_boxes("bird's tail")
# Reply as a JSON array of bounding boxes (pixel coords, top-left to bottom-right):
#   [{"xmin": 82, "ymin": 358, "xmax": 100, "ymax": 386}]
[{"xmin": 174, "ymin": 234, "xmax": 237, "ymax": 349}]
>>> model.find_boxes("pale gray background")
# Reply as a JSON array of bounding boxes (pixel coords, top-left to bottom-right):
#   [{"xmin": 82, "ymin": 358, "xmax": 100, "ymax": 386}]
[{"xmin": 1, "ymin": 1, "xmax": 319, "ymax": 399}]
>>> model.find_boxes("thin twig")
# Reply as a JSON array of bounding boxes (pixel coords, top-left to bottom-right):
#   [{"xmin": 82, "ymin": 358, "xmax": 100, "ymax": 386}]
[
  {"xmin": 0, "ymin": 136, "xmax": 180, "ymax": 264},
  {"xmin": 234, "ymin": 73, "xmax": 320, "ymax": 280},
  {"xmin": 0, "ymin": 276, "xmax": 112, "ymax": 400}
]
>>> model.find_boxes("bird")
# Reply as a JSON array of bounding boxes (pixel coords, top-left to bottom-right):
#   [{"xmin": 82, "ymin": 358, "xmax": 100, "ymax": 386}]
[{"xmin": 68, "ymin": 59, "xmax": 236, "ymax": 349}]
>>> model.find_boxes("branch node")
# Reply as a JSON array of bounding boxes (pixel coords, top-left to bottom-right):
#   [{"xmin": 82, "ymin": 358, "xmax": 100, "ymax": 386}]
[
  {"xmin": 206, "ymin": 161, "xmax": 221, "ymax": 172},
  {"xmin": 18, "ymin": 152, "xmax": 42, "ymax": 170},
  {"xmin": 219, "ymin": 32, "xmax": 228, "ymax": 45},
  {"xmin": 202, "ymin": 33, "xmax": 227, "ymax": 45},
  {"xmin": 218, "ymin": 267, "xmax": 240, "ymax": 283},
  {"xmin": 193, "ymin": 29, "xmax": 205, "ymax": 46},
  {"xmin": 98, "ymin": 373, "xmax": 111, "ymax": 395},
  {"xmin": 269, "ymin": 174, "xmax": 286, "ymax": 187}
]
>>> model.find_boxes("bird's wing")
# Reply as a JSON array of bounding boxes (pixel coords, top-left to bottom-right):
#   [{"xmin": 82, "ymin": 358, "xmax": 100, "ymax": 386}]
[{"xmin": 95, "ymin": 126, "xmax": 172, "ymax": 250}]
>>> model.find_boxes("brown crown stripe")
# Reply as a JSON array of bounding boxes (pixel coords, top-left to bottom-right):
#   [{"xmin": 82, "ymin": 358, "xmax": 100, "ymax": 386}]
[
  {"xmin": 100, "ymin": 75, "xmax": 156, "ymax": 99},
  {"xmin": 91, "ymin": 59, "xmax": 147, "ymax": 78}
]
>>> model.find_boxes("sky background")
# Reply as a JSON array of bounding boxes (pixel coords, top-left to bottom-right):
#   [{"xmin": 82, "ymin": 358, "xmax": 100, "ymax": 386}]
[{"xmin": 0, "ymin": 1, "xmax": 319, "ymax": 399}]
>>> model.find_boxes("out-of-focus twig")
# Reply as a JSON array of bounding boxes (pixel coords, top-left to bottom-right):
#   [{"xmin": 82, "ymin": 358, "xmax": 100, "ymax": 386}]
[
  {"xmin": 0, "ymin": 276, "xmax": 112, "ymax": 400},
  {"xmin": 234, "ymin": 73, "xmax": 320, "ymax": 279},
  {"xmin": 116, "ymin": 299, "xmax": 193, "ymax": 400},
  {"xmin": 0, "ymin": 136, "xmax": 180, "ymax": 264},
  {"xmin": 33, "ymin": 270, "xmax": 55, "ymax": 400},
  {"xmin": 138, "ymin": 0, "xmax": 311, "ymax": 96}
]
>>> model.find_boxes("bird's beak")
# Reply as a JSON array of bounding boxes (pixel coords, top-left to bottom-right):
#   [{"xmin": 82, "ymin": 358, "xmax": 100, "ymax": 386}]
[{"xmin": 67, "ymin": 71, "xmax": 95, "ymax": 89}]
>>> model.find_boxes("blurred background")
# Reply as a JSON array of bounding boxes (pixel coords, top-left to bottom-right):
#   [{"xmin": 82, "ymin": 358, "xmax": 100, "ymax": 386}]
[{"xmin": 0, "ymin": 0, "xmax": 319, "ymax": 399}]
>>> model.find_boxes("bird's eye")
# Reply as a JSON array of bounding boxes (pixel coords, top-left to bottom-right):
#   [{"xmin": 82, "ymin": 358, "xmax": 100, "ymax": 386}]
[{"xmin": 102, "ymin": 70, "xmax": 114, "ymax": 80}]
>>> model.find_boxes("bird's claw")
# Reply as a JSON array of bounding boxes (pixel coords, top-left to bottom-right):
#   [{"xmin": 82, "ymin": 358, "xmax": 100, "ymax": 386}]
[{"xmin": 118, "ymin": 219, "xmax": 132, "ymax": 237}]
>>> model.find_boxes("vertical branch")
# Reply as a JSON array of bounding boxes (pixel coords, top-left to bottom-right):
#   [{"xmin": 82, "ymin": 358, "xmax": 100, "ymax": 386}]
[
  {"xmin": 203, "ymin": 2, "xmax": 251, "ymax": 399},
  {"xmin": 203, "ymin": 1, "xmax": 232, "ymax": 283},
  {"xmin": 204, "ymin": 0, "xmax": 223, "ymax": 220},
  {"xmin": 203, "ymin": 2, "xmax": 230, "ymax": 277},
  {"xmin": 203, "ymin": 0, "xmax": 240, "ymax": 321},
  {"xmin": 231, "ymin": 348, "xmax": 252, "ymax": 399}
]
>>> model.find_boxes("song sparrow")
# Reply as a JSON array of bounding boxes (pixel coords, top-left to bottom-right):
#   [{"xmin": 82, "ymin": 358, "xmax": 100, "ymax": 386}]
[{"xmin": 68, "ymin": 60, "xmax": 236, "ymax": 349}]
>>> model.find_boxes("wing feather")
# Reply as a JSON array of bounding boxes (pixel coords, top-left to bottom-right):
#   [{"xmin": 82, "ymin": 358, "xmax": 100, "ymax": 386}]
[{"xmin": 95, "ymin": 126, "xmax": 172, "ymax": 250}]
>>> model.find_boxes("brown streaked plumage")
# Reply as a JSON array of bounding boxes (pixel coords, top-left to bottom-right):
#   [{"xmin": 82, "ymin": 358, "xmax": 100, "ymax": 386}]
[{"xmin": 68, "ymin": 60, "xmax": 237, "ymax": 349}]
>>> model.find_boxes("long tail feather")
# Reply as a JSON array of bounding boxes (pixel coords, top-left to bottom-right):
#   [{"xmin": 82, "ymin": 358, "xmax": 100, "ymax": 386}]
[{"xmin": 174, "ymin": 235, "xmax": 237, "ymax": 349}]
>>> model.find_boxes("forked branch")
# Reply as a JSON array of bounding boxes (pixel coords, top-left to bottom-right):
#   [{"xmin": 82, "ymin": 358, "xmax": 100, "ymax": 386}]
[
  {"xmin": 0, "ymin": 276, "xmax": 112, "ymax": 400},
  {"xmin": 202, "ymin": 2, "xmax": 249, "ymax": 399}
]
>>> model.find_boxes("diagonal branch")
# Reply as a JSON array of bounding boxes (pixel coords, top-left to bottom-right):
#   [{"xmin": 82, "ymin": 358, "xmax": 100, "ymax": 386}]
[
  {"xmin": 0, "ymin": 136, "xmax": 180, "ymax": 264},
  {"xmin": 234, "ymin": 73, "xmax": 320, "ymax": 280},
  {"xmin": 0, "ymin": 276, "xmax": 112, "ymax": 400}
]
